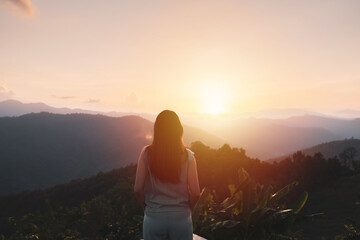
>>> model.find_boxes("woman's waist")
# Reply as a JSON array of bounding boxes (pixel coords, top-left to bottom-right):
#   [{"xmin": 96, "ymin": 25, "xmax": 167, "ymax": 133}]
[{"xmin": 145, "ymin": 205, "xmax": 191, "ymax": 214}]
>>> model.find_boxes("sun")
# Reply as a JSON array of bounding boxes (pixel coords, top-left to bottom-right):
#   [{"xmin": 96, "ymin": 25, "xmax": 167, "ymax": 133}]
[
  {"xmin": 203, "ymin": 93, "xmax": 225, "ymax": 114},
  {"xmin": 197, "ymin": 81, "xmax": 229, "ymax": 114}
]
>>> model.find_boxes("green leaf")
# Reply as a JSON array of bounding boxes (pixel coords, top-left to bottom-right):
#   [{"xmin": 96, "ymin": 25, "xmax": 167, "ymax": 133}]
[
  {"xmin": 270, "ymin": 181, "xmax": 299, "ymax": 203},
  {"xmin": 209, "ymin": 220, "xmax": 240, "ymax": 231},
  {"xmin": 238, "ymin": 168, "xmax": 250, "ymax": 185},
  {"xmin": 221, "ymin": 191, "xmax": 243, "ymax": 211},
  {"xmin": 228, "ymin": 169, "xmax": 251, "ymax": 197},
  {"xmin": 228, "ymin": 184, "xmax": 236, "ymax": 196},
  {"xmin": 254, "ymin": 185, "xmax": 273, "ymax": 212},
  {"xmin": 275, "ymin": 209, "xmax": 293, "ymax": 214},
  {"xmin": 292, "ymin": 191, "xmax": 308, "ymax": 214},
  {"xmin": 249, "ymin": 185, "xmax": 273, "ymax": 222},
  {"xmin": 192, "ymin": 187, "xmax": 212, "ymax": 228},
  {"xmin": 222, "ymin": 220, "xmax": 240, "ymax": 228}
]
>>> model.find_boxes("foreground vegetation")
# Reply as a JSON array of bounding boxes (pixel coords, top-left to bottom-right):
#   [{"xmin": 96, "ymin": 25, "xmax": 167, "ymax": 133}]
[
  {"xmin": 0, "ymin": 142, "xmax": 359, "ymax": 239},
  {"xmin": 192, "ymin": 169, "xmax": 310, "ymax": 239}
]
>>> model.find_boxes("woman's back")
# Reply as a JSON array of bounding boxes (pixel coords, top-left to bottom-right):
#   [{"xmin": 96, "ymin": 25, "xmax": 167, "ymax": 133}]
[
  {"xmin": 143, "ymin": 147, "xmax": 194, "ymax": 213},
  {"xmin": 133, "ymin": 110, "xmax": 200, "ymax": 240}
]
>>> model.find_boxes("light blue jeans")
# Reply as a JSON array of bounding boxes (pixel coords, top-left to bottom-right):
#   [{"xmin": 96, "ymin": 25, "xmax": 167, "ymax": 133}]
[{"xmin": 143, "ymin": 209, "xmax": 193, "ymax": 240}]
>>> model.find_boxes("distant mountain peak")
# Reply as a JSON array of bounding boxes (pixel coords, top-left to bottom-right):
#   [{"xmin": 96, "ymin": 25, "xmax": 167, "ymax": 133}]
[
  {"xmin": 0, "ymin": 99, "xmax": 22, "ymax": 104},
  {"xmin": 0, "ymin": 99, "xmax": 108, "ymax": 117},
  {"xmin": 0, "ymin": 99, "xmax": 158, "ymax": 123},
  {"xmin": 267, "ymin": 138, "xmax": 360, "ymax": 162}
]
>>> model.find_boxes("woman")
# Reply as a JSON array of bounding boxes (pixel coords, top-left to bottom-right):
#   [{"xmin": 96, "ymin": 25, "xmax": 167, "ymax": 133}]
[{"xmin": 134, "ymin": 110, "xmax": 201, "ymax": 240}]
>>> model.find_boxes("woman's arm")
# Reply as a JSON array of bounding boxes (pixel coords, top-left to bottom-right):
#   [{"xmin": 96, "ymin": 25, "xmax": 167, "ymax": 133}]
[
  {"xmin": 188, "ymin": 156, "xmax": 201, "ymax": 210},
  {"xmin": 134, "ymin": 147, "xmax": 147, "ymax": 211}
]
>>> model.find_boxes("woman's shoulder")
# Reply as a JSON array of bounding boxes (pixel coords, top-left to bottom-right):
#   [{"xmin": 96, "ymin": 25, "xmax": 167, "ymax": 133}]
[
  {"xmin": 139, "ymin": 145, "xmax": 151, "ymax": 161},
  {"xmin": 185, "ymin": 147, "xmax": 194, "ymax": 155},
  {"xmin": 141, "ymin": 145, "xmax": 151, "ymax": 153},
  {"xmin": 185, "ymin": 147, "xmax": 195, "ymax": 163}
]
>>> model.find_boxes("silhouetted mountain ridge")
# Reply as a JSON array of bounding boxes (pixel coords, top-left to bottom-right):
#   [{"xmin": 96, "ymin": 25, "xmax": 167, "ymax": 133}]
[
  {"xmin": 0, "ymin": 99, "xmax": 100, "ymax": 116},
  {"xmin": 267, "ymin": 138, "xmax": 360, "ymax": 163},
  {"xmin": 213, "ymin": 114, "xmax": 360, "ymax": 159},
  {"xmin": 3, "ymin": 100, "xmax": 360, "ymax": 160},
  {"xmin": 216, "ymin": 121, "xmax": 340, "ymax": 159},
  {"xmin": 0, "ymin": 112, "xmax": 223, "ymax": 195}
]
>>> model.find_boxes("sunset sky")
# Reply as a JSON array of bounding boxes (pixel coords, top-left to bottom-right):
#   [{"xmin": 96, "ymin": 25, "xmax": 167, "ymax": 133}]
[{"xmin": 1, "ymin": 0, "xmax": 360, "ymax": 117}]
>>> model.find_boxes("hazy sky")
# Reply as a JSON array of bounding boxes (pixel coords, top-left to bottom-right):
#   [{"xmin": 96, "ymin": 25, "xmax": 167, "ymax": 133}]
[{"xmin": 1, "ymin": 0, "xmax": 360, "ymax": 117}]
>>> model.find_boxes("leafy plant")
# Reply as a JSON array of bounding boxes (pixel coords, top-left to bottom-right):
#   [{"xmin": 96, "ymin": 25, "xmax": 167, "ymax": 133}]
[{"xmin": 192, "ymin": 168, "xmax": 309, "ymax": 240}]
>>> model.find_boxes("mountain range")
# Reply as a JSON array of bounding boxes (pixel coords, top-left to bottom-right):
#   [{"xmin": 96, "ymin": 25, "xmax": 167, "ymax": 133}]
[
  {"xmin": 0, "ymin": 99, "xmax": 132, "ymax": 117},
  {"xmin": 211, "ymin": 115, "xmax": 360, "ymax": 159},
  {"xmin": 2, "ymin": 99, "xmax": 360, "ymax": 195},
  {"xmin": 2, "ymin": 99, "xmax": 360, "ymax": 160},
  {"xmin": 267, "ymin": 138, "xmax": 360, "ymax": 163},
  {"xmin": 0, "ymin": 112, "xmax": 223, "ymax": 195}
]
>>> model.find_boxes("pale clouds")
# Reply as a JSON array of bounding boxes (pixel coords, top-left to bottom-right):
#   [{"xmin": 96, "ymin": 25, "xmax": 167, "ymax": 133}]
[
  {"xmin": 0, "ymin": 0, "xmax": 34, "ymax": 16},
  {"xmin": 0, "ymin": 79, "xmax": 14, "ymax": 100},
  {"xmin": 87, "ymin": 98, "xmax": 100, "ymax": 103},
  {"xmin": 52, "ymin": 95, "xmax": 76, "ymax": 100},
  {"xmin": 335, "ymin": 109, "xmax": 360, "ymax": 117}
]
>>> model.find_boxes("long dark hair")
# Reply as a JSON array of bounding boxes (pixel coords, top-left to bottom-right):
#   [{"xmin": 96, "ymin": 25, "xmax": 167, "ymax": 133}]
[{"xmin": 146, "ymin": 110, "xmax": 187, "ymax": 184}]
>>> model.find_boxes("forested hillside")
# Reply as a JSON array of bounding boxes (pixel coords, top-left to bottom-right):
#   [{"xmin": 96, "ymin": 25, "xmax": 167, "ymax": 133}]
[{"xmin": 1, "ymin": 142, "xmax": 359, "ymax": 239}]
